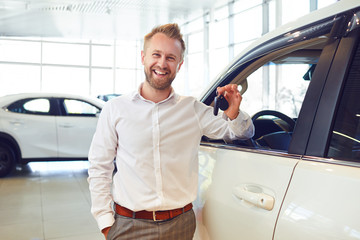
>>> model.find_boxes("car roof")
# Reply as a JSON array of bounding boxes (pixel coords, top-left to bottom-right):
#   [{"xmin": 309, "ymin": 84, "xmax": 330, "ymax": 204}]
[{"xmin": 0, "ymin": 92, "xmax": 105, "ymax": 108}]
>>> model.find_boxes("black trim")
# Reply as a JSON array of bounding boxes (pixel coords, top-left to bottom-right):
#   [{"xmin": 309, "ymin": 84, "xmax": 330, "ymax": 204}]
[
  {"xmin": 288, "ymin": 37, "xmax": 341, "ymax": 155},
  {"xmin": 306, "ymin": 27, "xmax": 360, "ymax": 157}
]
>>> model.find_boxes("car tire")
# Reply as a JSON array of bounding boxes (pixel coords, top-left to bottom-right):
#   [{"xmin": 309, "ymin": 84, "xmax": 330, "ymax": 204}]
[{"xmin": 0, "ymin": 143, "xmax": 16, "ymax": 177}]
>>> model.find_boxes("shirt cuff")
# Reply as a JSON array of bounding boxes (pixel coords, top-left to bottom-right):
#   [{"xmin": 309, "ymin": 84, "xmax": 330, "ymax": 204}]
[
  {"xmin": 97, "ymin": 213, "xmax": 115, "ymax": 231},
  {"xmin": 223, "ymin": 110, "xmax": 247, "ymax": 122}
]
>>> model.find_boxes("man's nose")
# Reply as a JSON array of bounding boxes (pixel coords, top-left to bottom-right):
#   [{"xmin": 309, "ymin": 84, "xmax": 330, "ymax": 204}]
[{"xmin": 158, "ymin": 56, "xmax": 167, "ymax": 68}]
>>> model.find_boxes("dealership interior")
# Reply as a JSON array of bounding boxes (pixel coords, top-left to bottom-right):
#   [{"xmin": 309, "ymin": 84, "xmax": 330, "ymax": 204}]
[{"xmin": 0, "ymin": 0, "xmax": 340, "ymax": 239}]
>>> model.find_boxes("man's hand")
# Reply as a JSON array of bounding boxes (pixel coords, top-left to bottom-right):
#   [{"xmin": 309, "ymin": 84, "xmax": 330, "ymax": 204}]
[
  {"xmin": 102, "ymin": 226, "xmax": 111, "ymax": 239},
  {"xmin": 216, "ymin": 84, "xmax": 242, "ymax": 120}
]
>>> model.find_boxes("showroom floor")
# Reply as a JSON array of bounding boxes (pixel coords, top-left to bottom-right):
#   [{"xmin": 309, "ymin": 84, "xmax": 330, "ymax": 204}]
[{"xmin": 0, "ymin": 161, "xmax": 103, "ymax": 240}]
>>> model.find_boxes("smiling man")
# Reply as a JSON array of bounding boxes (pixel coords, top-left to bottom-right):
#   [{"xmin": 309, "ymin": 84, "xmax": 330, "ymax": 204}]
[
  {"xmin": 141, "ymin": 26, "xmax": 185, "ymax": 103},
  {"xmin": 88, "ymin": 23, "xmax": 254, "ymax": 240}
]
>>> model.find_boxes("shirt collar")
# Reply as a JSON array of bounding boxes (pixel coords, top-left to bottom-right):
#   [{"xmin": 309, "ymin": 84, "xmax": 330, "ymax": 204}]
[{"xmin": 131, "ymin": 82, "xmax": 178, "ymax": 104}]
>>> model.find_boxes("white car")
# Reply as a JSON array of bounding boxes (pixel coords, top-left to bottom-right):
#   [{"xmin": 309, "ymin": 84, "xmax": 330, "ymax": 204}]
[
  {"xmin": 0, "ymin": 93, "xmax": 104, "ymax": 177},
  {"xmin": 195, "ymin": 0, "xmax": 360, "ymax": 239}
]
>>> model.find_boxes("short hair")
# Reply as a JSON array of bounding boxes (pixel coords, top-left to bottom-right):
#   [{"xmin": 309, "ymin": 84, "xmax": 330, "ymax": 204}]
[{"xmin": 144, "ymin": 23, "xmax": 186, "ymax": 60}]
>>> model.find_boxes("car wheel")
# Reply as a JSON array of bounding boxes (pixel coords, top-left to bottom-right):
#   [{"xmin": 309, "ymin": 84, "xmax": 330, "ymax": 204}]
[{"xmin": 0, "ymin": 143, "xmax": 16, "ymax": 177}]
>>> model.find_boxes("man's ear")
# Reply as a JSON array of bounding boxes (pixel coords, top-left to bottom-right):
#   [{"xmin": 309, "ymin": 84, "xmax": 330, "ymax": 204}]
[
  {"xmin": 177, "ymin": 60, "xmax": 184, "ymax": 72},
  {"xmin": 141, "ymin": 50, "xmax": 145, "ymax": 65}
]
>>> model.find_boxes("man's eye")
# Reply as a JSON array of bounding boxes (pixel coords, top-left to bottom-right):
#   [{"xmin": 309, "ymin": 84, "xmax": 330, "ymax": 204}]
[{"xmin": 153, "ymin": 53, "xmax": 160, "ymax": 57}]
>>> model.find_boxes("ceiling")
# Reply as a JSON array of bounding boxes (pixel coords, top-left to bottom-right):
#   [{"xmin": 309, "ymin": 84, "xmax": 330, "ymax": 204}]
[{"xmin": 0, "ymin": 0, "xmax": 220, "ymax": 40}]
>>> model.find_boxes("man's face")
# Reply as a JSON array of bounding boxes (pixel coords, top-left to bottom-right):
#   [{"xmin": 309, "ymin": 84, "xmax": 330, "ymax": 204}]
[{"xmin": 141, "ymin": 33, "xmax": 183, "ymax": 90}]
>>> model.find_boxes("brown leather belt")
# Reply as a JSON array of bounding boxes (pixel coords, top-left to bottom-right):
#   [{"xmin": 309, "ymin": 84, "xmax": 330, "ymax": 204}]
[{"xmin": 115, "ymin": 203, "xmax": 193, "ymax": 221}]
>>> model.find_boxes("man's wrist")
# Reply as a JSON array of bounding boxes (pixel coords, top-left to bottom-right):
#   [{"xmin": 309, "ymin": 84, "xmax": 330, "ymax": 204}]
[{"xmin": 227, "ymin": 110, "xmax": 240, "ymax": 120}]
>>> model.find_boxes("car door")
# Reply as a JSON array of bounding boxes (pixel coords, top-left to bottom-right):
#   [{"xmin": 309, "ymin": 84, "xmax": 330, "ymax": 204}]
[
  {"xmin": 195, "ymin": 146, "xmax": 299, "ymax": 240},
  {"xmin": 195, "ymin": 12, "xmax": 343, "ymax": 240},
  {"xmin": 4, "ymin": 97, "xmax": 58, "ymax": 158},
  {"xmin": 195, "ymin": 44, "xmax": 317, "ymax": 240},
  {"xmin": 56, "ymin": 98, "xmax": 101, "ymax": 158},
  {"xmin": 274, "ymin": 21, "xmax": 360, "ymax": 240}
]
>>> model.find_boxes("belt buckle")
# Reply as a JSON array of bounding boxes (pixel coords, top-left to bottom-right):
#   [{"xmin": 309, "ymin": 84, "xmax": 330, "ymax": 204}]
[{"xmin": 153, "ymin": 211, "xmax": 157, "ymax": 221}]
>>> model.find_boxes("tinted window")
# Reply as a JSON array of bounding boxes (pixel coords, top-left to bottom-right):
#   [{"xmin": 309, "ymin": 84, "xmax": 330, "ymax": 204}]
[
  {"xmin": 7, "ymin": 98, "xmax": 51, "ymax": 115},
  {"xmin": 63, "ymin": 99, "xmax": 100, "ymax": 116},
  {"xmin": 327, "ymin": 40, "xmax": 360, "ymax": 161}
]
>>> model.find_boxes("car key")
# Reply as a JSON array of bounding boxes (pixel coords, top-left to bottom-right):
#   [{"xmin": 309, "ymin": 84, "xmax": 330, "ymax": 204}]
[{"xmin": 213, "ymin": 92, "xmax": 229, "ymax": 116}]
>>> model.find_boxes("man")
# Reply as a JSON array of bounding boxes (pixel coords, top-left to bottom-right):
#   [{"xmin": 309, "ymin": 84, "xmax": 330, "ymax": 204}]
[{"xmin": 88, "ymin": 23, "xmax": 254, "ymax": 240}]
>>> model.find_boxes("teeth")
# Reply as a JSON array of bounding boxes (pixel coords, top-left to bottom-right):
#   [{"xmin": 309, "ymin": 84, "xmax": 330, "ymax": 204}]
[{"xmin": 154, "ymin": 70, "xmax": 166, "ymax": 75}]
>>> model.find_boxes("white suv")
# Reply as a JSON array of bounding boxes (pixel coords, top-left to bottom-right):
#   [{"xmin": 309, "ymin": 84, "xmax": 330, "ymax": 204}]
[
  {"xmin": 196, "ymin": 0, "xmax": 360, "ymax": 239},
  {"xmin": 0, "ymin": 93, "xmax": 104, "ymax": 177}
]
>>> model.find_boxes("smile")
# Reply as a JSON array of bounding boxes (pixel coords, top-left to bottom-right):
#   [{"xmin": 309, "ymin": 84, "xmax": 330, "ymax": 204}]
[{"xmin": 153, "ymin": 69, "xmax": 168, "ymax": 76}]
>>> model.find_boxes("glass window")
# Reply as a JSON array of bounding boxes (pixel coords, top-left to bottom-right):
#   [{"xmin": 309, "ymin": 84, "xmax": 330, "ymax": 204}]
[
  {"xmin": 91, "ymin": 69, "xmax": 114, "ymax": 96},
  {"xmin": 241, "ymin": 66, "xmax": 264, "ymax": 115},
  {"xmin": 8, "ymin": 98, "xmax": 51, "ymax": 115},
  {"xmin": 244, "ymin": 63, "xmax": 310, "ymax": 118},
  {"xmin": 0, "ymin": 64, "xmax": 41, "ymax": 96},
  {"xmin": 276, "ymin": 64, "xmax": 310, "ymax": 117},
  {"xmin": 63, "ymin": 99, "xmax": 100, "ymax": 116},
  {"xmin": 209, "ymin": 48, "xmax": 229, "ymax": 81},
  {"xmin": 327, "ymin": 41, "xmax": 360, "ymax": 161},
  {"xmin": 42, "ymin": 66, "xmax": 89, "ymax": 95},
  {"xmin": 214, "ymin": 5, "xmax": 229, "ymax": 20},
  {"xmin": 188, "ymin": 31, "xmax": 204, "ymax": 54},
  {"xmin": 209, "ymin": 18, "xmax": 229, "ymax": 49},
  {"xmin": 268, "ymin": 0, "xmax": 276, "ymax": 32},
  {"xmin": 187, "ymin": 52, "xmax": 204, "ymax": 98},
  {"xmin": 92, "ymin": 44, "xmax": 114, "ymax": 67},
  {"xmin": 237, "ymin": 38, "xmax": 325, "ymax": 151},
  {"xmin": 318, "ymin": 0, "xmax": 338, "ymax": 9},
  {"xmin": 185, "ymin": 17, "xmax": 203, "ymax": 34},
  {"xmin": 0, "ymin": 39, "xmax": 41, "ymax": 63},
  {"xmin": 115, "ymin": 69, "xmax": 137, "ymax": 94},
  {"xmin": 172, "ymin": 68, "xmax": 186, "ymax": 96},
  {"xmin": 282, "ymin": 0, "xmax": 309, "ymax": 25},
  {"xmin": 42, "ymin": 42, "xmax": 89, "ymax": 66},
  {"xmin": 136, "ymin": 69, "xmax": 144, "ymax": 89},
  {"xmin": 116, "ymin": 40, "xmax": 139, "ymax": 69},
  {"xmin": 24, "ymin": 99, "xmax": 50, "ymax": 113},
  {"xmin": 233, "ymin": 5, "xmax": 263, "ymax": 43},
  {"xmin": 233, "ymin": 0, "xmax": 262, "ymax": 13}
]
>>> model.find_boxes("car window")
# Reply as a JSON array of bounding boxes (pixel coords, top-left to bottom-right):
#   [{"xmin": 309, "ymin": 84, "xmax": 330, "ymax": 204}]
[
  {"xmin": 327, "ymin": 40, "xmax": 360, "ymax": 162},
  {"xmin": 243, "ymin": 63, "xmax": 310, "ymax": 119},
  {"xmin": 204, "ymin": 36, "xmax": 330, "ymax": 152},
  {"xmin": 63, "ymin": 99, "xmax": 100, "ymax": 116},
  {"xmin": 233, "ymin": 37, "xmax": 329, "ymax": 151},
  {"xmin": 7, "ymin": 98, "xmax": 51, "ymax": 115}
]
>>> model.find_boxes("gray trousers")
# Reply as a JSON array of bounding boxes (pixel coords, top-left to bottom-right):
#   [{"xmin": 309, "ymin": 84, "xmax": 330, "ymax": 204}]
[{"xmin": 107, "ymin": 209, "xmax": 196, "ymax": 240}]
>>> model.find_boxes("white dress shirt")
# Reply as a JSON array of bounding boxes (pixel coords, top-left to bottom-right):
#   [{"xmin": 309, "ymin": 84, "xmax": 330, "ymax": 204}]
[{"xmin": 88, "ymin": 86, "xmax": 254, "ymax": 230}]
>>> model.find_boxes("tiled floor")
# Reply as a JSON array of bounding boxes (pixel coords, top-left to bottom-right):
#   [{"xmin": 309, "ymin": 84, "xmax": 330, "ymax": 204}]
[{"xmin": 0, "ymin": 161, "xmax": 103, "ymax": 240}]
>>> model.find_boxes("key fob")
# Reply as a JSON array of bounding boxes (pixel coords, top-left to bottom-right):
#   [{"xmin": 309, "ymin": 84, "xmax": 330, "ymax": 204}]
[{"xmin": 214, "ymin": 93, "xmax": 229, "ymax": 116}]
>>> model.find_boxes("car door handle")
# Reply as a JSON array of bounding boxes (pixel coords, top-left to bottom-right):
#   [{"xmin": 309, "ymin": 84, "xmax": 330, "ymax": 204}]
[
  {"xmin": 233, "ymin": 186, "xmax": 275, "ymax": 211},
  {"xmin": 59, "ymin": 123, "xmax": 74, "ymax": 128},
  {"xmin": 9, "ymin": 120, "xmax": 24, "ymax": 125}
]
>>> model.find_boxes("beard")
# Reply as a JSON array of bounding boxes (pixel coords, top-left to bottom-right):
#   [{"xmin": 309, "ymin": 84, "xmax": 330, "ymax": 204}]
[{"xmin": 144, "ymin": 67, "xmax": 175, "ymax": 90}]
